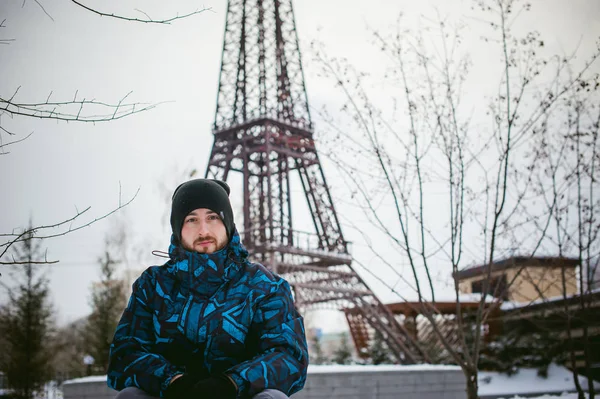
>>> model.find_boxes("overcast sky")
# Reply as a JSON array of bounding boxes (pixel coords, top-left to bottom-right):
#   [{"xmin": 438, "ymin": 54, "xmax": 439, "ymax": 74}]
[{"xmin": 1, "ymin": 0, "xmax": 599, "ymax": 331}]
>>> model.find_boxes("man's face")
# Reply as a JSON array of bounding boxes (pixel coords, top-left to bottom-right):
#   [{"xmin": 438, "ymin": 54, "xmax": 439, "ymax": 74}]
[{"xmin": 180, "ymin": 208, "xmax": 228, "ymax": 254}]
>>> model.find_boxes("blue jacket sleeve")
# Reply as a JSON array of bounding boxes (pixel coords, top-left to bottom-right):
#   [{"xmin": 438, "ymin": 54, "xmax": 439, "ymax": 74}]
[
  {"xmin": 226, "ymin": 279, "xmax": 309, "ymax": 397},
  {"xmin": 107, "ymin": 271, "xmax": 183, "ymax": 397}
]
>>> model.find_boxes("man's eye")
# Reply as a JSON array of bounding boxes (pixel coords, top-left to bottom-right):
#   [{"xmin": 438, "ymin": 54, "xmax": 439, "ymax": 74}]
[
  {"xmin": 186, "ymin": 218, "xmax": 196, "ymax": 223},
  {"xmin": 208, "ymin": 215, "xmax": 219, "ymax": 220}
]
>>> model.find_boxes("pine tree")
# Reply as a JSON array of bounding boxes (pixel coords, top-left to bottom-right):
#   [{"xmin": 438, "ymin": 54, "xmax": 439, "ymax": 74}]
[
  {"xmin": 0, "ymin": 228, "xmax": 54, "ymax": 399},
  {"xmin": 52, "ymin": 318, "xmax": 88, "ymax": 382},
  {"xmin": 332, "ymin": 332, "xmax": 353, "ymax": 365},
  {"xmin": 311, "ymin": 333, "xmax": 327, "ymax": 365},
  {"xmin": 370, "ymin": 331, "xmax": 392, "ymax": 365},
  {"xmin": 83, "ymin": 242, "xmax": 127, "ymax": 374},
  {"xmin": 479, "ymin": 321, "xmax": 566, "ymax": 377}
]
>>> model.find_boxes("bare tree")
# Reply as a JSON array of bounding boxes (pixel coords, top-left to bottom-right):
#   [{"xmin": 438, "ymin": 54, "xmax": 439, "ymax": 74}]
[
  {"xmin": 19, "ymin": 0, "xmax": 210, "ymax": 25},
  {"xmin": 313, "ymin": 1, "xmax": 599, "ymax": 397},
  {"xmin": 1, "ymin": 2, "xmax": 210, "ymax": 150},
  {"xmin": 1, "ymin": 1, "xmax": 208, "ymax": 265},
  {"xmin": 529, "ymin": 72, "xmax": 600, "ymax": 398},
  {"xmin": 0, "ymin": 188, "xmax": 139, "ymax": 267},
  {"xmin": 69, "ymin": 0, "xmax": 210, "ymax": 25}
]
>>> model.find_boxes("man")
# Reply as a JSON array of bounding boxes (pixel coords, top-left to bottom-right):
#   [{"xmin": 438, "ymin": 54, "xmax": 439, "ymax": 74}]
[{"xmin": 107, "ymin": 179, "xmax": 309, "ymax": 399}]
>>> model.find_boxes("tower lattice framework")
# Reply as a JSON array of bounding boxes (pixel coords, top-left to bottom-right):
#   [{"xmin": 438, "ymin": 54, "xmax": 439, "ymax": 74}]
[{"xmin": 205, "ymin": 0, "xmax": 427, "ymax": 364}]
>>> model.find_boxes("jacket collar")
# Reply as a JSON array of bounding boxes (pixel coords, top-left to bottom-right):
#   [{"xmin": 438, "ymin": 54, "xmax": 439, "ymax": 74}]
[{"xmin": 167, "ymin": 230, "xmax": 248, "ymax": 296}]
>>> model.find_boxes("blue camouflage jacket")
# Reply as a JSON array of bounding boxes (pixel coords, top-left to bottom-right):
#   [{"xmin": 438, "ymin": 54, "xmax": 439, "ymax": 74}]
[{"xmin": 107, "ymin": 231, "xmax": 308, "ymax": 398}]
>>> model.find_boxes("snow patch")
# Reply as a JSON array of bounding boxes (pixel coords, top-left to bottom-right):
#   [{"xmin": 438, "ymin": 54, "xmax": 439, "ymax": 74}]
[
  {"xmin": 506, "ymin": 394, "xmax": 591, "ymax": 399},
  {"xmin": 501, "ymin": 287, "xmax": 600, "ymax": 310},
  {"xmin": 479, "ymin": 364, "xmax": 600, "ymax": 397},
  {"xmin": 62, "ymin": 375, "xmax": 108, "ymax": 385},
  {"xmin": 385, "ymin": 292, "xmax": 498, "ymax": 304}
]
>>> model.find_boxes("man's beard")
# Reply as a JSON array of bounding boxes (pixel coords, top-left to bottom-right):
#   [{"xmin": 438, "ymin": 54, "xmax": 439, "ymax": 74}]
[{"xmin": 193, "ymin": 234, "xmax": 227, "ymax": 252}]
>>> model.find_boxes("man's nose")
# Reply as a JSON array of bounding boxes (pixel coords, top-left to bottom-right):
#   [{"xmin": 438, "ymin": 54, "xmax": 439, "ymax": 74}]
[{"xmin": 197, "ymin": 220, "xmax": 210, "ymax": 236}]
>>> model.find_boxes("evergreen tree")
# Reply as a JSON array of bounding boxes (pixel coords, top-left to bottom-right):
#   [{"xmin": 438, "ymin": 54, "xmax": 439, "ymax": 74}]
[
  {"xmin": 83, "ymin": 241, "xmax": 127, "ymax": 374},
  {"xmin": 369, "ymin": 331, "xmax": 392, "ymax": 365},
  {"xmin": 332, "ymin": 333, "xmax": 353, "ymax": 365},
  {"xmin": 52, "ymin": 318, "xmax": 88, "ymax": 382},
  {"xmin": 479, "ymin": 321, "xmax": 566, "ymax": 377},
  {"xmin": 0, "ymin": 228, "xmax": 54, "ymax": 399},
  {"xmin": 311, "ymin": 332, "xmax": 327, "ymax": 365}
]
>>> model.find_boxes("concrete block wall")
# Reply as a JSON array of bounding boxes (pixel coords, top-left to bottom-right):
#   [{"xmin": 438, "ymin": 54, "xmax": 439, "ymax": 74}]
[
  {"xmin": 62, "ymin": 377, "xmax": 118, "ymax": 399},
  {"xmin": 62, "ymin": 365, "xmax": 466, "ymax": 399},
  {"xmin": 294, "ymin": 365, "xmax": 466, "ymax": 399}
]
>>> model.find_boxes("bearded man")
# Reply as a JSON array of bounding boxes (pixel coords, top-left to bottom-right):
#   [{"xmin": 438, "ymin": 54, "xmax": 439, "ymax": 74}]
[{"xmin": 107, "ymin": 179, "xmax": 308, "ymax": 399}]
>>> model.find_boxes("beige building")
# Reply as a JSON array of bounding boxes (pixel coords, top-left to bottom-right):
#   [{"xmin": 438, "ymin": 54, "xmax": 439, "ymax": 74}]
[{"xmin": 455, "ymin": 256, "xmax": 579, "ymax": 303}]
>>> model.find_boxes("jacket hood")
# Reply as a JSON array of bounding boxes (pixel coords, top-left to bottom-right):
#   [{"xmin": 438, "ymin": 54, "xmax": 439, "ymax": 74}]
[{"xmin": 166, "ymin": 229, "xmax": 249, "ymax": 296}]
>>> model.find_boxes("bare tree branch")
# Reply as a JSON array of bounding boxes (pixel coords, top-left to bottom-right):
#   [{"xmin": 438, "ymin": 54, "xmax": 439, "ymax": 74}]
[
  {"xmin": 0, "ymin": 260, "xmax": 58, "ymax": 265},
  {"xmin": 0, "ymin": 91, "xmax": 163, "ymax": 122},
  {"xmin": 32, "ymin": 0, "xmax": 54, "ymax": 21},
  {"xmin": 70, "ymin": 0, "xmax": 211, "ymax": 25},
  {"xmin": 0, "ymin": 131, "xmax": 34, "ymax": 155},
  {"xmin": 0, "ymin": 188, "xmax": 140, "ymax": 266}
]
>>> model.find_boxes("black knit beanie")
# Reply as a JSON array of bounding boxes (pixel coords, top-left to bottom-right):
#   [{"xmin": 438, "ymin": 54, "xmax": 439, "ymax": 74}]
[{"xmin": 170, "ymin": 179, "xmax": 235, "ymax": 244}]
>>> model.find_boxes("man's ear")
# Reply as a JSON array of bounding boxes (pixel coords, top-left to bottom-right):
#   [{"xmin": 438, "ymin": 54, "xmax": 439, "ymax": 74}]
[{"xmin": 212, "ymin": 179, "xmax": 231, "ymax": 195}]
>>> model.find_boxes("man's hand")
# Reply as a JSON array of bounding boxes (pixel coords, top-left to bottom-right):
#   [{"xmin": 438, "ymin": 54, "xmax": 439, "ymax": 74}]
[
  {"xmin": 193, "ymin": 375, "xmax": 237, "ymax": 399},
  {"xmin": 165, "ymin": 374, "xmax": 237, "ymax": 399},
  {"xmin": 165, "ymin": 374, "xmax": 195, "ymax": 399}
]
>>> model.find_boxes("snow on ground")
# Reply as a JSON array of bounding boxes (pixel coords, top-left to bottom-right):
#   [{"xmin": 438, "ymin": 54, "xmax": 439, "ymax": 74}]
[
  {"xmin": 62, "ymin": 375, "xmax": 108, "ymax": 384},
  {"xmin": 517, "ymin": 394, "xmax": 592, "ymax": 399},
  {"xmin": 479, "ymin": 364, "xmax": 600, "ymax": 397}
]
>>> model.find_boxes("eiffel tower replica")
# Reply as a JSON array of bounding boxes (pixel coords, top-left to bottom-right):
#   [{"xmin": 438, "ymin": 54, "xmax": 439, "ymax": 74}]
[{"xmin": 205, "ymin": 0, "xmax": 426, "ymax": 364}]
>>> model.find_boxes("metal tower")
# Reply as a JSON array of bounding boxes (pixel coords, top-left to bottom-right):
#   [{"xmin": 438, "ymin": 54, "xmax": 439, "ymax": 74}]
[{"xmin": 205, "ymin": 0, "xmax": 426, "ymax": 364}]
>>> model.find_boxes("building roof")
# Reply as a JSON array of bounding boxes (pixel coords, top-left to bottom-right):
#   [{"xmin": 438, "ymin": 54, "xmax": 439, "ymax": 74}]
[
  {"xmin": 500, "ymin": 287, "xmax": 600, "ymax": 313},
  {"xmin": 453, "ymin": 256, "xmax": 579, "ymax": 280}
]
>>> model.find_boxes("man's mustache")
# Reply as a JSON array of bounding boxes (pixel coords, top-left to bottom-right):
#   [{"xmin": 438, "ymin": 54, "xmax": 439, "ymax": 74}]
[{"xmin": 195, "ymin": 236, "xmax": 216, "ymax": 243}]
